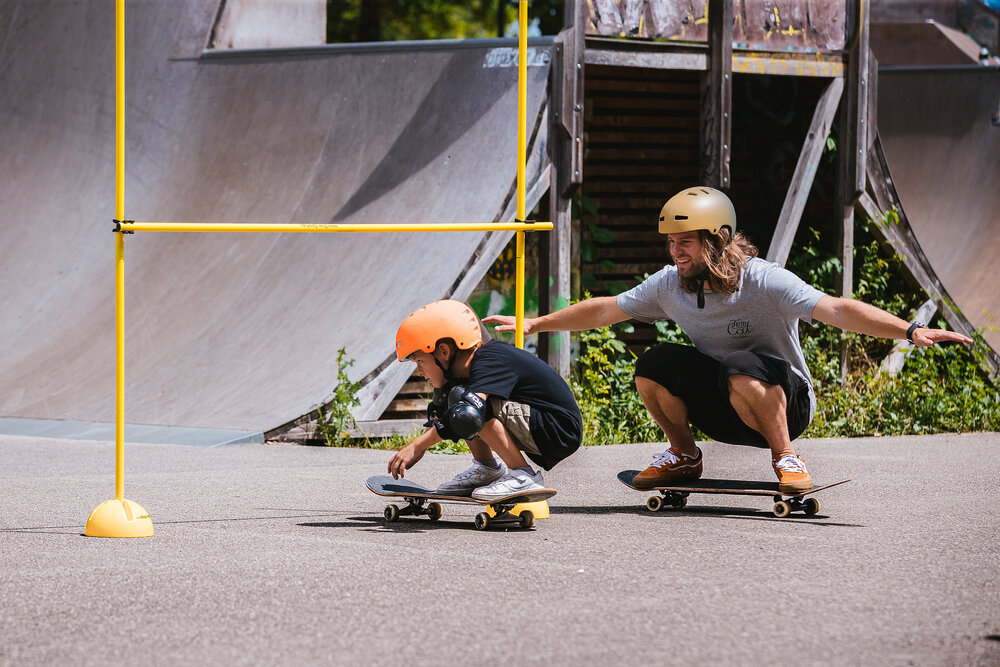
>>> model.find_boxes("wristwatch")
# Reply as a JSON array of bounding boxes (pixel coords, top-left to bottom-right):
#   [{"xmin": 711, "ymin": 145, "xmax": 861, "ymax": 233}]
[{"xmin": 906, "ymin": 320, "xmax": 926, "ymax": 343}]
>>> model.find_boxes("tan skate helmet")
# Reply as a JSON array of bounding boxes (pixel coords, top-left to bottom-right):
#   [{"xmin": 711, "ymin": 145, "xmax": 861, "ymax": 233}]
[
  {"xmin": 658, "ymin": 186, "xmax": 736, "ymax": 237},
  {"xmin": 395, "ymin": 300, "xmax": 482, "ymax": 361}
]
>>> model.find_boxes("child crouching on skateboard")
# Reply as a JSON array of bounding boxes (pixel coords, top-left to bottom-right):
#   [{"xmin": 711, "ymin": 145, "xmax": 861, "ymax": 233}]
[{"xmin": 388, "ymin": 299, "xmax": 582, "ymax": 500}]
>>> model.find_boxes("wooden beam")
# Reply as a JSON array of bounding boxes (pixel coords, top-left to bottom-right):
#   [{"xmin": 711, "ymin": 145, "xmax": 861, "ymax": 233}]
[
  {"xmin": 767, "ymin": 76, "xmax": 844, "ymax": 267},
  {"xmin": 835, "ymin": 0, "xmax": 871, "ymax": 380},
  {"xmin": 840, "ymin": 0, "xmax": 870, "ymax": 200},
  {"xmin": 554, "ymin": 0, "xmax": 584, "ymax": 195},
  {"xmin": 700, "ymin": 0, "xmax": 733, "ymax": 189},
  {"xmin": 539, "ymin": 191, "xmax": 572, "ymax": 377},
  {"xmin": 584, "ymin": 39, "xmax": 844, "ymax": 77},
  {"xmin": 538, "ymin": 0, "xmax": 583, "ymax": 376}
]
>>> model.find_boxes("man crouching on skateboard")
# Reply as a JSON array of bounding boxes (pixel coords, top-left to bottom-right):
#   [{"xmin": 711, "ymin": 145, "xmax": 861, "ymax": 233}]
[
  {"xmin": 485, "ymin": 186, "xmax": 971, "ymax": 493},
  {"xmin": 388, "ymin": 299, "xmax": 582, "ymax": 500}
]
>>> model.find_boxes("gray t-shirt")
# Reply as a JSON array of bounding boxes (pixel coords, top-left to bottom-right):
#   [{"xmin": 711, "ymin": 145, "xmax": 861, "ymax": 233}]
[{"xmin": 617, "ymin": 257, "xmax": 826, "ymax": 416}]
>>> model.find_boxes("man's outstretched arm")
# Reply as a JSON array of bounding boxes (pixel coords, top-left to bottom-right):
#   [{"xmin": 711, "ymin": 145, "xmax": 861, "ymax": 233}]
[
  {"xmin": 483, "ymin": 295, "xmax": 630, "ymax": 336},
  {"xmin": 811, "ymin": 295, "xmax": 973, "ymax": 346}
]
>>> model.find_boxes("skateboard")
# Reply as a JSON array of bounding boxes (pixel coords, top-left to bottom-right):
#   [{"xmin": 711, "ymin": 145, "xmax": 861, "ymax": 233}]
[
  {"xmin": 617, "ymin": 471, "xmax": 851, "ymax": 518},
  {"xmin": 365, "ymin": 475, "xmax": 557, "ymax": 530}
]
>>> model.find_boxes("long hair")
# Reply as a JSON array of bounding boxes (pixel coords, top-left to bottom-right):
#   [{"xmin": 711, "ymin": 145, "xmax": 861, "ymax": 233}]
[{"xmin": 677, "ymin": 228, "xmax": 758, "ymax": 296}]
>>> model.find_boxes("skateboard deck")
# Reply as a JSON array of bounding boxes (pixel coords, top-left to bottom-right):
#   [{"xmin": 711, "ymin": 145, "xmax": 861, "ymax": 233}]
[
  {"xmin": 617, "ymin": 471, "xmax": 851, "ymax": 517},
  {"xmin": 366, "ymin": 475, "xmax": 556, "ymax": 530}
]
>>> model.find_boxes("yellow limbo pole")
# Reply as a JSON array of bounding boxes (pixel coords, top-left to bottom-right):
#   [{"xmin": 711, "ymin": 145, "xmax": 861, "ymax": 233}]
[
  {"xmin": 514, "ymin": 0, "xmax": 527, "ymax": 351},
  {"xmin": 86, "ymin": 0, "xmax": 153, "ymax": 538},
  {"xmin": 118, "ymin": 221, "xmax": 551, "ymax": 233}
]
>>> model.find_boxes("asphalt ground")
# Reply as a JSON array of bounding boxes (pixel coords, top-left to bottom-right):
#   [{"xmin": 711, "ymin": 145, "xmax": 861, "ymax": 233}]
[{"xmin": 2, "ymin": 432, "xmax": 998, "ymax": 666}]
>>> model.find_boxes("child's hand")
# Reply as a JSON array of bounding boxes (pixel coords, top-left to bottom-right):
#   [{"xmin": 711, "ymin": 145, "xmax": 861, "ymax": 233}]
[{"xmin": 388, "ymin": 443, "xmax": 424, "ymax": 479}]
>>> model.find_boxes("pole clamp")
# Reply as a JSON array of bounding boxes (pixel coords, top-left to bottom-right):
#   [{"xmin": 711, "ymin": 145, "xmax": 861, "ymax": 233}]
[
  {"xmin": 515, "ymin": 219, "xmax": 537, "ymax": 225},
  {"xmin": 113, "ymin": 219, "xmax": 135, "ymax": 234}
]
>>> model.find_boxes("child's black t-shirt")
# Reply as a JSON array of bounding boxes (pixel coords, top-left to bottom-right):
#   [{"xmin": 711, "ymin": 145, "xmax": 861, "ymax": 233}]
[{"xmin": 464, "ymin": 339, "xmax": 582, "ymax": 470}]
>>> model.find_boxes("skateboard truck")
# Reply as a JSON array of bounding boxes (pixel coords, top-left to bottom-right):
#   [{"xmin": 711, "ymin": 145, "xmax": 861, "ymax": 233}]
[
  {"xmin": 383, "ymin": 496, "xmax": 443, "ymax": 522},
  {"xmin": 474, "ymin": 501, "xmax": 534, "ymax": 530},
  {"xmin": 383, "ymin": 495, "xmax": 534, "ymax": 530}
]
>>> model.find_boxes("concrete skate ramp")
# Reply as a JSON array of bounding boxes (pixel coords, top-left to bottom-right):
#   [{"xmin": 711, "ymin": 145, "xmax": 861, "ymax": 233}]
[
  {"xmin": 876, "ymin": 69, "xmax": 1000, "ymax": 354},
  {"xmin": 0, "ymin": 0, "xmax": 552, "ymax": 439}
]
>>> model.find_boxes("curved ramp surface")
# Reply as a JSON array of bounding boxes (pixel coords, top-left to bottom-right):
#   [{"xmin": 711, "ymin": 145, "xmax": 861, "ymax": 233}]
[
  {"xmin": 0, "ymin": 0, "xmax": 552, "ymax": 436},
  {"xmin": 877, "ymin": 69, "xmax": 1000, "ymax": 353}
]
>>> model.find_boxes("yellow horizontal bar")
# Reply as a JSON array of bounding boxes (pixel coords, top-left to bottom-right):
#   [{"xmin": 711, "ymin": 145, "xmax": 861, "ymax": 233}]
[{"xmin": 120, "ymin": 221, "xmax": 553, "ymax": 233}]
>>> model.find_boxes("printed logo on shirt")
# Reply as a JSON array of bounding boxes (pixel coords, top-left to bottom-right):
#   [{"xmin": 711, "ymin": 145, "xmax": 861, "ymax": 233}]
[{"xmin": 727, "ymin": 319, "xmax": 752, "ymax": 336}]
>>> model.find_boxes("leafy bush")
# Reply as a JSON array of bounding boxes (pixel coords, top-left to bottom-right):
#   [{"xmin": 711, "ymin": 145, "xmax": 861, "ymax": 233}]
[
  {"xmin": 569, "ymin": 324, "xmax": 656, "ymax": 446},
  {"xmin": 568, "ymin": 307, "xmax": 708, "ymax": 447},
  {"xmin": 792, "ymin": 219, "xmax": 1000, "ymax": 436},
  {"xmin": 808, "ymin": 331, "xmax": 1000, "ymax": 436}
]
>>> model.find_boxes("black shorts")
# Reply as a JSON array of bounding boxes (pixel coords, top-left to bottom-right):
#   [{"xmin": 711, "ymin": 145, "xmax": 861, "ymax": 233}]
[{"xmin": 634, "ymin": 342, "xmax": 812, "ymax": 448}]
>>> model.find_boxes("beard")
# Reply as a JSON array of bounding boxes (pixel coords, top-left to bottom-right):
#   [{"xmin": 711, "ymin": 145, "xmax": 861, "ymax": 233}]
[{"xmin": 673, "ymin": 257, "xmax": 707, "ymax": 278}]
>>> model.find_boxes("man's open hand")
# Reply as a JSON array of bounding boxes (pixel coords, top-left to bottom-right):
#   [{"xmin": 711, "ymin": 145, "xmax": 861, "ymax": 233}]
[{"xmin": 482, "ymin": 314, "xmax": 536, "ymax": 335}]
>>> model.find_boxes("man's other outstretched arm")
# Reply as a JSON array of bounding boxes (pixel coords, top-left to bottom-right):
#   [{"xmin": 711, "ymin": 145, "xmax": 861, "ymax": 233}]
[
  {"xmin": 811, "ymin": 295, "xmax": 973, "ymax": 346},
  {"xmin": 482, "ymin": 296, "xmax": 630, "ymax": 336}
]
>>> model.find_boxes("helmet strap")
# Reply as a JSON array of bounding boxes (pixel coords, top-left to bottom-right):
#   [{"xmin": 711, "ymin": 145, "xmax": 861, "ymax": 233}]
[
  {"xmin": 696, "ymin": 270, "xmax": 709, "ymax": 309},
  {"xmin": 433, "ymin": 341, "xmax": 456, "ymax": 379}
]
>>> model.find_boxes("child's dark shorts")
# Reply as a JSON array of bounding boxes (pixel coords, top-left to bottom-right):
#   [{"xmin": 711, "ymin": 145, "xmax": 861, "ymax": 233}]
[{"xmin": 634, "ymin": 342, "xmax": 812, "ymax": 448}]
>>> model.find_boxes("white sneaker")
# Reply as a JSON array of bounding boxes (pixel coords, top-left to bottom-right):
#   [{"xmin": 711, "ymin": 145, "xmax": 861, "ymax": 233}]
[
  {"xmin": 436, "ymin": 459, "xmax": 507, "ymax": 496},
  {"xmin": 471, "ymin": 468, "xmax": 545, "ymax": 500}
]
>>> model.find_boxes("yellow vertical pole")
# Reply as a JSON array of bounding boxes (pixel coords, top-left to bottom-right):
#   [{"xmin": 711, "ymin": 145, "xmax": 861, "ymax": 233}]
[
  {"xmin": 114, "ymin": 0, "xmax": 126, "ymax": 502},
  {"xmin": 511, "ymin": 0, "xmax": 550, "ymax": 521},
  {"xmin": 86, "ymin": 0, "xmax": 153, "ymax": 537},
  {"xmin": 514, "ymin": 0, "xmax": 527, "ymax": 351}
]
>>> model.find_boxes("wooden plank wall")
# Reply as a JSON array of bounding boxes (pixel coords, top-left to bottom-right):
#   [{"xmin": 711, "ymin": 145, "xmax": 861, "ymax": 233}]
[
  {"xmin": 380, "ymin": 375, "xmax": 432, "ymax": 421},
  {"xmin": 581, "ymin": 64, "xmax": 701, "ymax": 351}
]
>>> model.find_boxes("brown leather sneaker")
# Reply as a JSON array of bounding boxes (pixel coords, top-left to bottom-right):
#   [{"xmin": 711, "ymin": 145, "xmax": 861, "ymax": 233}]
[
  {"xmin": 772, "ymin": 453, "xmax": 813, "ymax": 493},
  {"xmin": 631, "ymin": 447, "xmax": 703, "ymax": 489}
]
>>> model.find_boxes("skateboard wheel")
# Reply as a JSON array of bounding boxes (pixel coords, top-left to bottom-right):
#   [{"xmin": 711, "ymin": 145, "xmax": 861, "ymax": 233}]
[
  {"xmin": 646, "ymin": 496, "xmax": 663, "ymax": 512},
  {"xmin": 427, "ymin": 502, "xmax": 443, "ymax": 522},
  {"xmin": 803, "ymin": 497, "xmax": 820, "ymax": 516},
  {"xmin": 519, "ymin": 510, "xmax": 534, "ymax": 529},
  {"xmin": 384, "ymin": 504, "xmax": 400, "ymax": 522},
  {"xmin": 773, "ymin": 501, "xmax": 791, "ymax": 518},
  {"xmin": 474, "ymin": 512, "xmax": 491, "ymax": 530},
  {"xmin": 670, "ymin": 495, "xmax": 687, "ymax": 509}
]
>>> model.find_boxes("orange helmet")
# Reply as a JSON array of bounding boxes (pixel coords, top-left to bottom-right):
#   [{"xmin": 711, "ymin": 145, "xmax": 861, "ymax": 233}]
[{"xmin": 395, "ymin": 300, "xmax": 482, "ymax": 361}]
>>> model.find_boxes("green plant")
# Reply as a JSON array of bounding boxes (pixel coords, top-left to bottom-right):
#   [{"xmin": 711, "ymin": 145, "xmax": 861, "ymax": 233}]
[
  {"xmin": 315, "ymin": 348, "xmax": 364, "ymax": 447},
  {"xmin": 568, "ymin": 293, "xmax": 704, "ymax": 447},
  {"xmin": 807, "ymin": 329, "xmax": 1000, "ymax": 436}
]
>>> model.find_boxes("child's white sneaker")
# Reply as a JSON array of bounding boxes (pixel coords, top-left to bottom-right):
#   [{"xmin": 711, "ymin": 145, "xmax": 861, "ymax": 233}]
[
  {"xmin": 436, "ymin": 459, "xmax": 507, "ymax": 496},
  {"xmin": 471, "ymin": 468, "xmax": 545, "ymax": 500}
]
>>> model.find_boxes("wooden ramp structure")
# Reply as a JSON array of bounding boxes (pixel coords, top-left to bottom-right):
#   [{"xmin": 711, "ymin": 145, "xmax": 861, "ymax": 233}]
[
  {"xmin": 0, "ymin": 0, "xmax": 554, "ymax": 442},
  {"xmin": 1, "ymin": 0, "xmax": 996, "ymax": 445}
]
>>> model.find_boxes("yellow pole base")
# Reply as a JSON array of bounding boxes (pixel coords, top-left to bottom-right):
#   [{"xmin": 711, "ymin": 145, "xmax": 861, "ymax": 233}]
[
  {"xmin": 487, "ymin": 500, "xmax": 550, "ymax": 520},
  {"xmin": 85, "ymin": 498, "xmax": 154, "ymax": 538}
]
